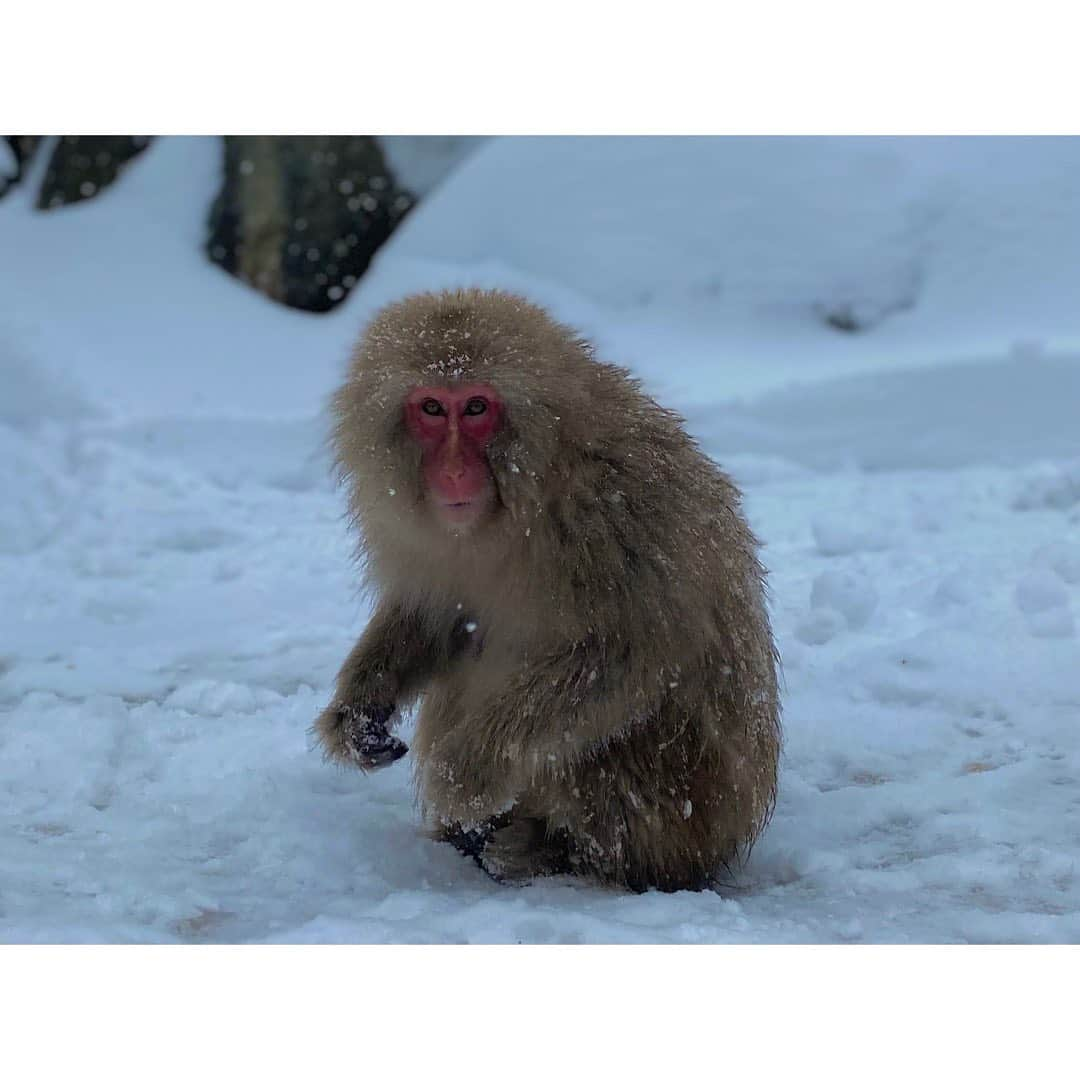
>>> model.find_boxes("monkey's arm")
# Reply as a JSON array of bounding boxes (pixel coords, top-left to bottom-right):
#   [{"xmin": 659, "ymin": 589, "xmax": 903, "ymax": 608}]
[
  {"xmin": 425, "ymin": 636, "xmax": 658, "ymax": 823},
  {"xmin": 316, "ymin": 603, "xmax": 454, "ymax": 769}
]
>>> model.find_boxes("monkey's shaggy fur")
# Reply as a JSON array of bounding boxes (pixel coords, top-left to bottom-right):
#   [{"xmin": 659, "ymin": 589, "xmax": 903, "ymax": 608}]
[{"xmin": 317, "ymin": 288, "xmax": 781, "ymax": 892}]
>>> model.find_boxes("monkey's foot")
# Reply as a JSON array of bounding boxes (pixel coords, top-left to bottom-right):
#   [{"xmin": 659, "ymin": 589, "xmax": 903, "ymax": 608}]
[
  {"xmin": 441, "ymin": 814, "xmax": 572, "ymax": 884},
  {"xmin": 480, "ymin": 818, "xmax": 574, "ymax": 884},
  {"xmin": 340, "ymin": 704, "xmax": 408, "ymax": 770},
  {"xmin": 440, "ymin": 811, "xmax": 513, "ymax": 863}
]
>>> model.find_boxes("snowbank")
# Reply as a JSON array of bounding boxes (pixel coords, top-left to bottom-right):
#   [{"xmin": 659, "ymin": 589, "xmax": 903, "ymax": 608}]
[{"xmin": 362, "ymin": 136, "xmax": 1080, "ymax": 399}]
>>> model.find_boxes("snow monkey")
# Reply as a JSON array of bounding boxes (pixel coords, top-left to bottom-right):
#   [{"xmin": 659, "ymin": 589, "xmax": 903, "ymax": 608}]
[{"xmin": 316, "ymin": 288, "xmax": 781, "ymax": 892}]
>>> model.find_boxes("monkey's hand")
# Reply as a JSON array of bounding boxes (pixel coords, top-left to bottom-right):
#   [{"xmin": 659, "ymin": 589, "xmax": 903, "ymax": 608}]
[
  {"xmin": 344, "ymin": 704, "xmax": 409, "ymax": 770},
  {"xmin": 316, "ymin": 702, "xmax": 408, "ymax": 771}
]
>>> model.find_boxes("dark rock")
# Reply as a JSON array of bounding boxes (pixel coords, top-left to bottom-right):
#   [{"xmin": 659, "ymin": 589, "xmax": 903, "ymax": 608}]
[
  {"xmin": 205, "ymin": 136, "xmax": 414, "ymax": 313},
  {"xmin": 36, "ymin": 136, "xmax": 154, "ymax": 210},
  {"xmin": 819, "ymin": 304, "xmax": 864, "ymax": 333},
  {"xmin": 0, "ymin": 136, "xmax": 43, "ymax": 200},
  {"xmin": 815, "ymin": 291, "xmax": 917, "ymax": 334},
  {"xmin": 815, "ymin": 263, "xmax": 921, "ymax": 334}
]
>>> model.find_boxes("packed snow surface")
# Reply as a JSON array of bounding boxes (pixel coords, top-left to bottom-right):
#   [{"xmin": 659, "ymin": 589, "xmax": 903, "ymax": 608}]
[{"xmin": 2, "ymin": 136, "xmax": 1078, "ymax": 942}]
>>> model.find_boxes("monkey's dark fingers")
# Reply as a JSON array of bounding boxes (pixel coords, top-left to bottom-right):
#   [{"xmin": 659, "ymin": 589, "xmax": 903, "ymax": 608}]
[
  {"xmin": 350, "ymin": 733, "xmax": 409, "ymax": 770},
  {"xmin": 343, "ymin": 706, "xmax": 409, "ymax": 771}
]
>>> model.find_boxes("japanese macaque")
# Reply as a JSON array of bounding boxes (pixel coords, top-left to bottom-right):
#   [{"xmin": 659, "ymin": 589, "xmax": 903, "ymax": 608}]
[{"xmin": 316, "ymin": 288, "xmax": 781, "ymax": 892}]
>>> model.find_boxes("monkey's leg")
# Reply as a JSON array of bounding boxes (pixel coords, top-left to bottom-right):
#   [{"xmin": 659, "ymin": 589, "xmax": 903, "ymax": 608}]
[
  {"xmin": 417, "ymin": 635, "xmax": 666, "ymax": 822},
  {"xmin": 556, "ymin": 799, "xmax": 715, "ymax": 893},
  {"xmin": 546, "ymin": 726, "xmax": 734, "ymax": 893}
]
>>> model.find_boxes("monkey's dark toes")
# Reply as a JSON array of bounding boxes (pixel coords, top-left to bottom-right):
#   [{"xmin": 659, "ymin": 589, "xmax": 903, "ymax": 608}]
[{"xmin": 441, "ymin": 811, "xmax": 513, "ymax": 864}]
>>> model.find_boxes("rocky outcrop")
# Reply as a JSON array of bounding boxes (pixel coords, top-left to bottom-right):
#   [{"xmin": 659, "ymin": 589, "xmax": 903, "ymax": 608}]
[
  {"xmin": 1, "ymin": 134, "xmax": 428, "ymax": 313},
  {"xmin": 205, "ymin": 136, "xmax": 414, "ymax": 313},
  {"xmin": 36, "ymin": 136, "xmax": 154, "ymax": 209},
  {"xmin": 0, "ymin": 136, "xmax": 43, "ymax": 199}
]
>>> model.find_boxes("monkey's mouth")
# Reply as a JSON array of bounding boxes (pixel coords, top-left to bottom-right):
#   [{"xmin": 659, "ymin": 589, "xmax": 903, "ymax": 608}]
[
  {"xmin": 434, "ymin": 498, "xmax": 484, "ymax": 529},
  {"xmin": 438, "ymin": 500, "xmax": 477, "ymax": 516},
  {"xmin": 431, "ymin": 482, "xmax": 498, "ymax": 530}
]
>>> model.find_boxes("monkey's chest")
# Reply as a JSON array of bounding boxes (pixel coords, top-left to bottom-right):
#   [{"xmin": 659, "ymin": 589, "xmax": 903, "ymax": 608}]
[
  {"xmin": 450, "ymin": 612, "xmax": 487, "ymax": 661},
  {"xmin": 434, "ymin": 622, "xmax": 531, "ymax": 710}
]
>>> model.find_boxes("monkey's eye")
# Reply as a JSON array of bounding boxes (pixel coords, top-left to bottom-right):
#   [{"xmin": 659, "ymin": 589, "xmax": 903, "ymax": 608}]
[
  {"xmin": 463, "ymin": 397, "xmax": 488, "ymax": 416},
  {"xmin": 421, "ymin": 399, "xmax": 446, "ymax": 417}
]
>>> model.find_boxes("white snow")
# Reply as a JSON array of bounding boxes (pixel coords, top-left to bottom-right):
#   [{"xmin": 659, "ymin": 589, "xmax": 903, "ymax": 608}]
[
  {"xmin": 377, "ymin": 136, "xmax": 488, "ymax": 197},
  {"xmin": 2, "ymin": 136, "xmax": 1079, "ymax": 943}
]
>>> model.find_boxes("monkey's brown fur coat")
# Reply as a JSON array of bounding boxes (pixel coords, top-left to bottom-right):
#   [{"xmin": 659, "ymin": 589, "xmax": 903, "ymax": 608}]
[{"xmin": 318, "ymin": 288, "xmax": 781, "ymax": 892}]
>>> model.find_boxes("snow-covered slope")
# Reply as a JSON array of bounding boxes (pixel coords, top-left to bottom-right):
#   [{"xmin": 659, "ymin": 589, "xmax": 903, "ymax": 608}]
[
  {"xmin": 361, "ymin": 136, "xmax": 1080, "ymax": 398},
  {"xmin": 378, "ymin": 135, "xmax": 487, "ymax": 197},
  {"xmin": 1, "ymin": 137, "xmax": 1078, "ymax": 942}
]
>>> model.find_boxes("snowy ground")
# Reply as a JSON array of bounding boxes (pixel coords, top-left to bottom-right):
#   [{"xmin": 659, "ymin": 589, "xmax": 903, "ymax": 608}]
[{"xmin": 2, "ymin": 136, "xmax": 1078, "ymax": 943}]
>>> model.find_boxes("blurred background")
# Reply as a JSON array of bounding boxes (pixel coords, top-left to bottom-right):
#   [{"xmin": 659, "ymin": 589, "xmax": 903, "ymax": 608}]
[
  {"xmin": 4, "ymin": 135, "xmax": 1078, "ymax": 423},
  {"xmin": 2, "ymin": 135, "xmax": 1078, "ymax": 944}
]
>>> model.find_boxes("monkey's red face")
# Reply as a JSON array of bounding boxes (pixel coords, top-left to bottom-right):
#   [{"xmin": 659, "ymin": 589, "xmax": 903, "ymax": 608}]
[{"xmin": 404, "ymin": 384, "xmax": 504, "ymax": 531}]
